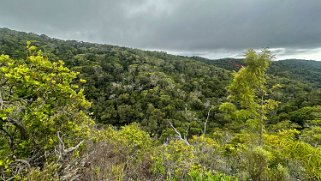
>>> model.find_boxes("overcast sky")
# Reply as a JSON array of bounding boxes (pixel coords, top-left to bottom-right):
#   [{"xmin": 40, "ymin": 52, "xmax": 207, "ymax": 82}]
[{"xmin": 1, "ymin": 0, "xmax": 321, "ymax": 60}]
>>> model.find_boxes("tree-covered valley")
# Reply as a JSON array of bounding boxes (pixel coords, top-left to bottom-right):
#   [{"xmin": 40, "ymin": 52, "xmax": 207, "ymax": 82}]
[{"xmin": 1, "ymin": 28, "xmax": 321, "ymax": 180}]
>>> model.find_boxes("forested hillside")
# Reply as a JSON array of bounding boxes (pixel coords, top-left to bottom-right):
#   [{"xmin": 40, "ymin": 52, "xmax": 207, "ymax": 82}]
[
  {"xmin": 0, "ymin": 28, "xmax": 232, "ymax": 136},
  {"xmin": 1, "ymin": 28, "xmax": 321, "ymax": 180},
  {"xmin": 199, "ymin": 57, "xmax": 321, "ymax": 88}
]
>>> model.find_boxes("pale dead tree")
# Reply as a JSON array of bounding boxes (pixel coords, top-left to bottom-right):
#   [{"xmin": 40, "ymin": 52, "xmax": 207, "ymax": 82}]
[
  {"xmin": 56, "ymin": 131, "xmax": 84, "ymax": 162},
  {"xmin": 203, "ymin": 108, "xmax": 211, "ymax": 136},
  {"xmin": 168, "ymin": 122, "xmax": 190, "ymax": 146},
  {"xmin": 55, "ymin": 131, "xmax": 85, "ymax": 181},
  {"xmin": 203, "ymin": 100, "xmax": 212, "ymax": 136},
  {"xmin": 0, "ymin": 91, "xmax": 4, "ymax": 110}
]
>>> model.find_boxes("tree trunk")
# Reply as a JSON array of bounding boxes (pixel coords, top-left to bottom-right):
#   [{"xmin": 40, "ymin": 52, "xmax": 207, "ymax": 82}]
[
  {"xmin": 259, "ymin": 93, "xmax": 264, "ymax": 146},
  {"xmin": 7, "ymin": 118, "xmax": 29, "ymax": 140},
  {"xmin": 203, "ymin": 109, "xmax": 211, "ymax": 135}
]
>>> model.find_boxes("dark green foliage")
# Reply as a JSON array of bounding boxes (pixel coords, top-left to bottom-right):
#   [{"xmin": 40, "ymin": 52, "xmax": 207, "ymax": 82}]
[
  {"xmin": 201, "ymin": 56, "xmax": 321, "ymax": 126},
  {"xmin": 269, "ymin": 59, "xmax": 321, "ymax": 88},
  {"xmin": 203, "ymin": 57, "xmax": 321, "ymax": 88},
  {"xmin": 1, "ymin": 28, "xmax": 321, "ymax": 134},
  {"xmin": 0, "ymin": 28, "xmax": 230, "ymax": 137}
]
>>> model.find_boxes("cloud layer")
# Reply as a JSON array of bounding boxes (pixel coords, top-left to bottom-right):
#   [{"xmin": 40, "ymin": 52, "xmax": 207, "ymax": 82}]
[{"xmin": 1, "ymin": 0, "xmax": 321, "ymax": 59}]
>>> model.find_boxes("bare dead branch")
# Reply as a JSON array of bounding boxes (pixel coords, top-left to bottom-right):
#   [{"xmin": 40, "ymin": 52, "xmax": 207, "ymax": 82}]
[
  {"xmin": 65, "ymin": 140, "xmax": 84, "ymax": 155},
  {"xmin": 203, "ymin": 108, "xmax": 211, "ymax": 135},
  {"xmin": 14, "ymin": 159, "xmax": 31, "ymax": 169},
  {"xmin": 57, "ymin": 131, "xmax": 85, "ymax": 160},
  {"xmin": 168, "ymin": 122, "xmax": 190, "ymax": 146}
]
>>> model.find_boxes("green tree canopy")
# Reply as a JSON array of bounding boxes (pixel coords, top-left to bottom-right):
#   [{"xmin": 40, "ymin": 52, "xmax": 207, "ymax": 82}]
[
  {"xmin": 220, "ymin": 49, "xmax": 277, "ymax": 145},
  {"xmin": 0, "ymin": 44, "xmax": 93, "ymax": 177}
]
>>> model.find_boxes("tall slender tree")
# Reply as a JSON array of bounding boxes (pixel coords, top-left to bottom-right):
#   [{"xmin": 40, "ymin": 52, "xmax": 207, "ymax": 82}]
[{"xmin": 220, "ymin": 49, "xmax": 277, "ymax": 145}]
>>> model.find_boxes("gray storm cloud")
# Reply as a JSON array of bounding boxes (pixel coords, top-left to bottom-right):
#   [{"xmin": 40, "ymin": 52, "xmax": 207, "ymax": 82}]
[{"xmin": 1, "ymin": 0, "xmax": 321, "ymax": 57}]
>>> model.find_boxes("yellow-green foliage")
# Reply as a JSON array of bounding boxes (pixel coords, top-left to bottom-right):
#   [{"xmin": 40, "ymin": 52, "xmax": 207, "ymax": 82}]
[
  {"xmin": 152, "ymin": 140, "xmax": 195, "ymax": 179},
  {"xmin": 81, "ymin": 123, "xmax": 154, "ymax": 180},
  {"xmin": 264, "ymin": 130, "xmax": 321, "ymax": 179},
  {"xmin": 188, "ymin": 166, "xmax": 238, "ymax": 181},
  {"xmin": 117, "ymin": 123, "xmax": 153, "ymax": 153},
  {"xmin": 0, "ymin": 44, "xmax": 93, "ymax": 178},
  {"xmin": 190, "ymin": 135, "xmax": 219, "ymax": 149},
  {"xmin": 93, "ymin": 123, "xmax": 153, "ymax": 154},
  {"xmin": 22, "ymin": 163, "xmax": 59, "ymax": 181},
  {"xmin": 246, "ymin": 146, "xmax": 274, "ymax": 180}
]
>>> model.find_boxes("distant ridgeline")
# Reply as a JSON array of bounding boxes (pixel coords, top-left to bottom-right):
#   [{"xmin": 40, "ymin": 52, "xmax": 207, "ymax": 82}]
[
  {"xmin": 1, "ymin": 27, "xmax": 321, "ymax": 135},
  {"xmin": 194, "ymin": 56, "xmax": 321, "ymax": 88}
]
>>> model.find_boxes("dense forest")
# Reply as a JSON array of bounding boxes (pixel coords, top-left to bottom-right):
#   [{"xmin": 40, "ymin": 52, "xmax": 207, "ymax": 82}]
[
  {"xmin": 1, "ymin": 28, "xmax": 321, "ymax": 180},
  {"xmin": 198, "ymin": 57, "xmax": 321, "ymax": 88}
]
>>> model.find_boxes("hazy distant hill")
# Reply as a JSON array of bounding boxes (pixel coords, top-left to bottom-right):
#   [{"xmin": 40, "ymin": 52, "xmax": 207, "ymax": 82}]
[
  {"xmin": 270, "ymin": 59, "xmax": 321, "ymax": 88},
  {"xmin": 194, "ymin": 56, "xmax": 321, "ymax": 88}
]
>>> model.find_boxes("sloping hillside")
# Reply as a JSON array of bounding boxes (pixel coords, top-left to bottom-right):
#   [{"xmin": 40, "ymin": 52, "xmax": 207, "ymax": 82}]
[
  {"xmin": 0, "ymin": 28, "xmax": 231, "ymax": 136},
  {"xmin": 1, "ymin": 28, "xmax": 321, "ymax": 132},
  {"xmin": 197, "ymin": 56, "xmax": 321, "ymax": 88}
]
